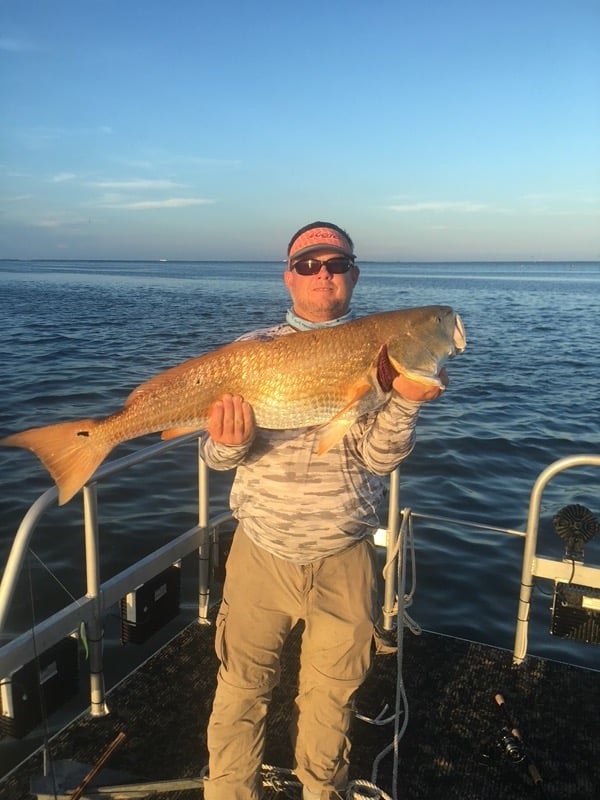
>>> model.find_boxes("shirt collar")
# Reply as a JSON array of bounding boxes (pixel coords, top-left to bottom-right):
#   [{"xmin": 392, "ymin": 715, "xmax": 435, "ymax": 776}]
[{"xmin": 286, "ymin": 307, "xmax": 355, "ymax": 331}]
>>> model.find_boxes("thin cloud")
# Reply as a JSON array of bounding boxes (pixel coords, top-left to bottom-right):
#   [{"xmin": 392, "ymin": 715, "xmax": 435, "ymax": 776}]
[
  {"xmin": 112, "ymin": 158, "xmax": 155, "ymax": 170},
  {"xmin": 101, "ymin": 197, "xmax": 215, "ymax": 210},
  {"xmin": 111, "ymin": 153, "xmax": 241, "ymax": 170},
  {"xmin": 51, "ymin": 172, "xmax": 76, "ymax": 183},
  {"xmin": 387, "ymin": 201, "xmax": 489, "ymax": 213},
  {"xmin": 34, "ymin": 220, "xmax": 65, "ymax": 228},
  {"xmin": 92, "ymin": 179, "xmax": 184, "ymax": 190},
  {"xmin": 32, "ymin": 217, "xmax": 90, "ymax": 229},
  {"xmin": 185, "ymin": 157, "xmax": 242, "ymax": 168}
]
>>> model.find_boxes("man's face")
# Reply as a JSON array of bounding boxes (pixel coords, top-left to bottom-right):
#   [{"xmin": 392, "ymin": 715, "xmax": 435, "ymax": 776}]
[{"xmin": 283, "ymin": 249, "xmax": 360, "ymax": 322}]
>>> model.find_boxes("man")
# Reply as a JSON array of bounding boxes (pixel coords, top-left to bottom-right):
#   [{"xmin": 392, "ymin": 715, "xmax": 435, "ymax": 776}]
[{"xmin": 200, "ymin": 222, "xmax": 446, "ymax": 800}]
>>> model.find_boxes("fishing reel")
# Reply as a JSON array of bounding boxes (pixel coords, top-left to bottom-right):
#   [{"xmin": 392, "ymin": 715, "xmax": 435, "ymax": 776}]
[
  {"xmin": 552, "ymin": 503, "xmax": 599, "ymax": 561},
  {"xmin": 489, "ymin": 694, "xmax": 548, "ymax": 796},
  {"xmin": 498, "ymin": 727, "xmax": 527, "ymax": 763}
]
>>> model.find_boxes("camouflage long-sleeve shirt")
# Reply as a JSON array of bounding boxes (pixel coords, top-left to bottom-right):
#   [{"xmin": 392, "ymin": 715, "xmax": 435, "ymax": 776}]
[{"xmin": 199, "ymin": 320, "xmax": 421, "ymax": 563}]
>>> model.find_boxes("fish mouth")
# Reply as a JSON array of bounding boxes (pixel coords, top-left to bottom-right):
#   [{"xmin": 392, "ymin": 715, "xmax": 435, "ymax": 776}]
[{"xmin": 453, "ymin": 313, "xmax": 467, "ymax": 353}]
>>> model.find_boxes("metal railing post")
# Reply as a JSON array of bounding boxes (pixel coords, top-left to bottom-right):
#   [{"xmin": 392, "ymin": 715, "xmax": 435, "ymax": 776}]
[
  {"xmin": 197, "ymin": 446, "xmax": 211, "ymax": 622},
  {"xmin": 512, "ymin": 454, "xmax": 600, "ymax": 664},
  {"xmin": 0, "ymin": 488, "xmax": 57, "ymax": 633},
  {"xmin": 82, "ymin": 483, "xmax": 109, "ymax": 716},
  {"xmin": 381, "ymin": 468, "xmax": 401, "ymax": 631}
]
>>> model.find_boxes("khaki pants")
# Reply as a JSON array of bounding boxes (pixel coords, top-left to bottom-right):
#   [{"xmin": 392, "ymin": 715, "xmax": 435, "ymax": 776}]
[{"xmin": 203, "ymin": 525, "xmax": 377, "ymax": 800}]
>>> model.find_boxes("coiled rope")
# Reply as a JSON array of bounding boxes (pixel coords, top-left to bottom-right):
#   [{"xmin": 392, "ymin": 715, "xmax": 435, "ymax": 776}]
[{"xmin": 346, "ymin": 777, "xmax": 394, "ymax": 799}]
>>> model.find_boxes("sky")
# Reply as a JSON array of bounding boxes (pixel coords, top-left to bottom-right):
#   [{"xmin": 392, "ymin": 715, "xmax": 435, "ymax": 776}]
[{"xmin": 1, "ymin": 0, "xmax": 599, "ymax": 262}]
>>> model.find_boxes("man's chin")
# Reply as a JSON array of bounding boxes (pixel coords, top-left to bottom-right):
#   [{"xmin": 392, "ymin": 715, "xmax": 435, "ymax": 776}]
[{"xmin": 305, "ymin": 304, "xmax": 347, "ymax": 320}]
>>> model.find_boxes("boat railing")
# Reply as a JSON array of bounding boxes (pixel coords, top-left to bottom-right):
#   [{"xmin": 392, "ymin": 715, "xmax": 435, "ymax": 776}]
[
  {"xmin": 0, "ymin": 432, "xmax": 219, "ymax": 721},
  {"xmin": 512, "ymin": 454, "xmax": 600, "ymax": 663},
  {"xmin": 0, "ymin": 440, "xmax": 599, "ymax": 736},
  {"xmin": 384, "ymin": 455, "xmax": 600, "ymax": 668}
]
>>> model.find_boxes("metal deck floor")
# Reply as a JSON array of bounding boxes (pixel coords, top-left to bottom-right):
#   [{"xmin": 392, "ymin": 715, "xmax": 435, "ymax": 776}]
[{"xmin": 1, "ymin": 613, "xmax": 599, "ymax": 800}]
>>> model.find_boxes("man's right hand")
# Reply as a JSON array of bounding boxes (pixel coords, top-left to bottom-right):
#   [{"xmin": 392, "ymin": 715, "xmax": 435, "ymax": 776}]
[{"xmin": 207, "ymin": 394, "xmax": 256, "ymax": 446}]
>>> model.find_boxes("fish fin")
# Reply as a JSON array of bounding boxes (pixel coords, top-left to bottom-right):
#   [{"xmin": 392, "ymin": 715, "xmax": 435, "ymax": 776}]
[
  {"xmin": 317, "ymin": 418, "xmax": 356, "ymax": 455},
  {"xmin": 386, "ymin": 350, "xmax": 444, "ymax": 387},
  {"xmin": 389, "ymin": 363, "xmax": 444, "ymax": 388},
  {"xmin": 160, "ymin": 426, "xmax": 202, "ymax": 440},
  {"xmin": 0, "ymin": 419, "xmax": 110, "ymax": 505},
  {"xmin": 316, "ymin": 380, "xmax": 373, "ymax": 455},
  {"xmin": 344, "ymin": 380, "xmax": 373, "ymax": 410}
]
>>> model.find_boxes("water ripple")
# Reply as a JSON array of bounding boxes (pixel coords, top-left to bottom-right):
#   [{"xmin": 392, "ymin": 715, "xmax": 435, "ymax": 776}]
[{"xmin": 1, "ymin": 260, "xmax": 599, "ymax": 669}]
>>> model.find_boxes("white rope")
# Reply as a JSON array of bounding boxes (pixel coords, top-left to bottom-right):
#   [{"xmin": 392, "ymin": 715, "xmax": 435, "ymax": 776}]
[
  {"xmin": 260, "ymin": 763, "xmax": 302, "ymax": 792},
  {"xmin": 369, "ymin": 508, "xmax": 417, "ymax": 800},
  {"xmin": 382, "ymin": 514, "xmax": 421, "ymax": 636},
  {"xmin": 346, "ymin": 777, "xmax": 394, "ymax": 799}
]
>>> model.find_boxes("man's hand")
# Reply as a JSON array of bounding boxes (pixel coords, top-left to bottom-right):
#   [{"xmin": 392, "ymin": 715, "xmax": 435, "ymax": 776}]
[
  {"xmin": 393, "ymin": 368, "xmax": 449, "ymax": 403},
  {"xmin": 208, "ymin": 394, "xmax": 256, "ymax": 445}
]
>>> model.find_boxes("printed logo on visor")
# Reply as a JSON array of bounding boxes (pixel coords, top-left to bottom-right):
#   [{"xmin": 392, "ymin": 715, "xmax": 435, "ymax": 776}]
[{"xmin": 289, "ymin": 227, "xmax": 353, "ymax": 260}]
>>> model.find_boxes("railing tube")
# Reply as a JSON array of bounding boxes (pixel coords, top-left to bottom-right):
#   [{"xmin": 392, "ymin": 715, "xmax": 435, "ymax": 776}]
[
  {"xmin": 0, "ymin": 488, "xmax": 57, "ymax": 633},
  {"xmin": 82, "ymin": 484, "xmax": 109, "ymax": 716},
  {"xmin": 381, "ymin": 468, "xmax": 401, "ymax": 630},
  {"xmin": 197, "ymin": 450, "xmax": 211, "ymax": 622},
  {"xmin": 512, "ymin": 454, "xmax": 600, "ymax": 664}
]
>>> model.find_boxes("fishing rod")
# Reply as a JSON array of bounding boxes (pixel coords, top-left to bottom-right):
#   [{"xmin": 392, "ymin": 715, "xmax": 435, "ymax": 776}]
[{"xmin": 494, "ymin": 693, "xmax": 550, "ymax": 799}]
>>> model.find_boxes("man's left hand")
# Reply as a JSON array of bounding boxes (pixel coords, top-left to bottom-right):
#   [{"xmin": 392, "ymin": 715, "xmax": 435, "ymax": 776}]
[{"xmin": 393, "ymin": 368, "xmax": 449, "ymax": 403}]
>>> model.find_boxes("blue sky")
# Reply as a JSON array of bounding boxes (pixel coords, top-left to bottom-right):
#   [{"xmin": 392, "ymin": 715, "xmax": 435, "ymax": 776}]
[{"xmin": 1, "ymin": 0, "xmax": 599, "ymax": 261}]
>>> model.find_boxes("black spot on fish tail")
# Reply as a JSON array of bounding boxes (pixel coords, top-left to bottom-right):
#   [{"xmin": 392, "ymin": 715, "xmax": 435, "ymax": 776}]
[
  {"xmin": 77, "ymin": 430, "xmax": 90, "ymax": 437},
  {"xmin": 376, "ymin": 344, "xmax": 399, "ymax": 392}
]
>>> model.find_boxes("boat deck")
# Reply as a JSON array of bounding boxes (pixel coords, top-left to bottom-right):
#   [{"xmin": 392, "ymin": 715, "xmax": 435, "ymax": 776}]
[{"xmin": 2, "ymin": 607, "xmax": 598, "ymax": 800}]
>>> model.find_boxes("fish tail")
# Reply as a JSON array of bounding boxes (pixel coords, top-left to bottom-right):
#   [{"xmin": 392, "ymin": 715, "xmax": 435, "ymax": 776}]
[{"xmin": 0, "ymin": 418, "xmax": 111, "ymax": 505}]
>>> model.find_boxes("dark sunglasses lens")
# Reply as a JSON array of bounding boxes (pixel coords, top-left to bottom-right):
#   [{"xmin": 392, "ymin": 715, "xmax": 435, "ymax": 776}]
[
  {"xmin": 292, "ymin": 258, "xmax": 353, "ymax": 275},
  {"xmin": 326, "ymin": 258, "xmax": 353, "ymax": 273},
  {"xmin": 293, "ymin": 260, "xmax": 321, "ymax": 275}
]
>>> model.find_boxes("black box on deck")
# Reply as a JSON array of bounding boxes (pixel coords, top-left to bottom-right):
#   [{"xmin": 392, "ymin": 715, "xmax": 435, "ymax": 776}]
[
  {"xmin": 0, "ymin": 635, "xmax": 79, "ymax": 738},
  {"xmin": 120, "ymin": 564, "xmax": 181, "ymax": 645},
  {"xmin": 551, "ymin": 582, "xmax": 600, "ymax": 644}
]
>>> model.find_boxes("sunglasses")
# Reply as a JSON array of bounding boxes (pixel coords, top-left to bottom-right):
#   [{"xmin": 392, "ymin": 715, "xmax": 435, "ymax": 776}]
[{"xmin": 290, "ymin": 256, "xmax": 355, "ymax": 276}]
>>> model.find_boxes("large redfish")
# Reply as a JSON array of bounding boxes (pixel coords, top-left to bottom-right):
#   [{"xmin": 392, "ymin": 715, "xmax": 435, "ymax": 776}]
[{"xmin": 1, "ymin": 306, "xmax": 466, "ymax": 504}]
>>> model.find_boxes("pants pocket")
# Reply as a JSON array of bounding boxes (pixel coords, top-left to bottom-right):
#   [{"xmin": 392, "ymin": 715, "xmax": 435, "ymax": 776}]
[{"xmin": 214, "ymin": 598, "xmax": 230, "ymax": 668}]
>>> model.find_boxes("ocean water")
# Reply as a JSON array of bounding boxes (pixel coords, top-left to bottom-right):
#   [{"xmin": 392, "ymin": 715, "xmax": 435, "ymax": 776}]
[{"xmin": 0, "ymin": 259, "xmax": 599, "ymax": 676}]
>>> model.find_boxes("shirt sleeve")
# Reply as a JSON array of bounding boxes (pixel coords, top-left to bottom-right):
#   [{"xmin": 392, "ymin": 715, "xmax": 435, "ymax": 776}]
[
  {"xmin": 200, "ymin": 393, "xmax": 421, "ymax": 475},
  {"xmin": 346, "ymin": 392, "xmax": 421, "ymax": 476},
  {"xmin": 199, "ymin": 431, "xmax": 255, "ymax": 471}
]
